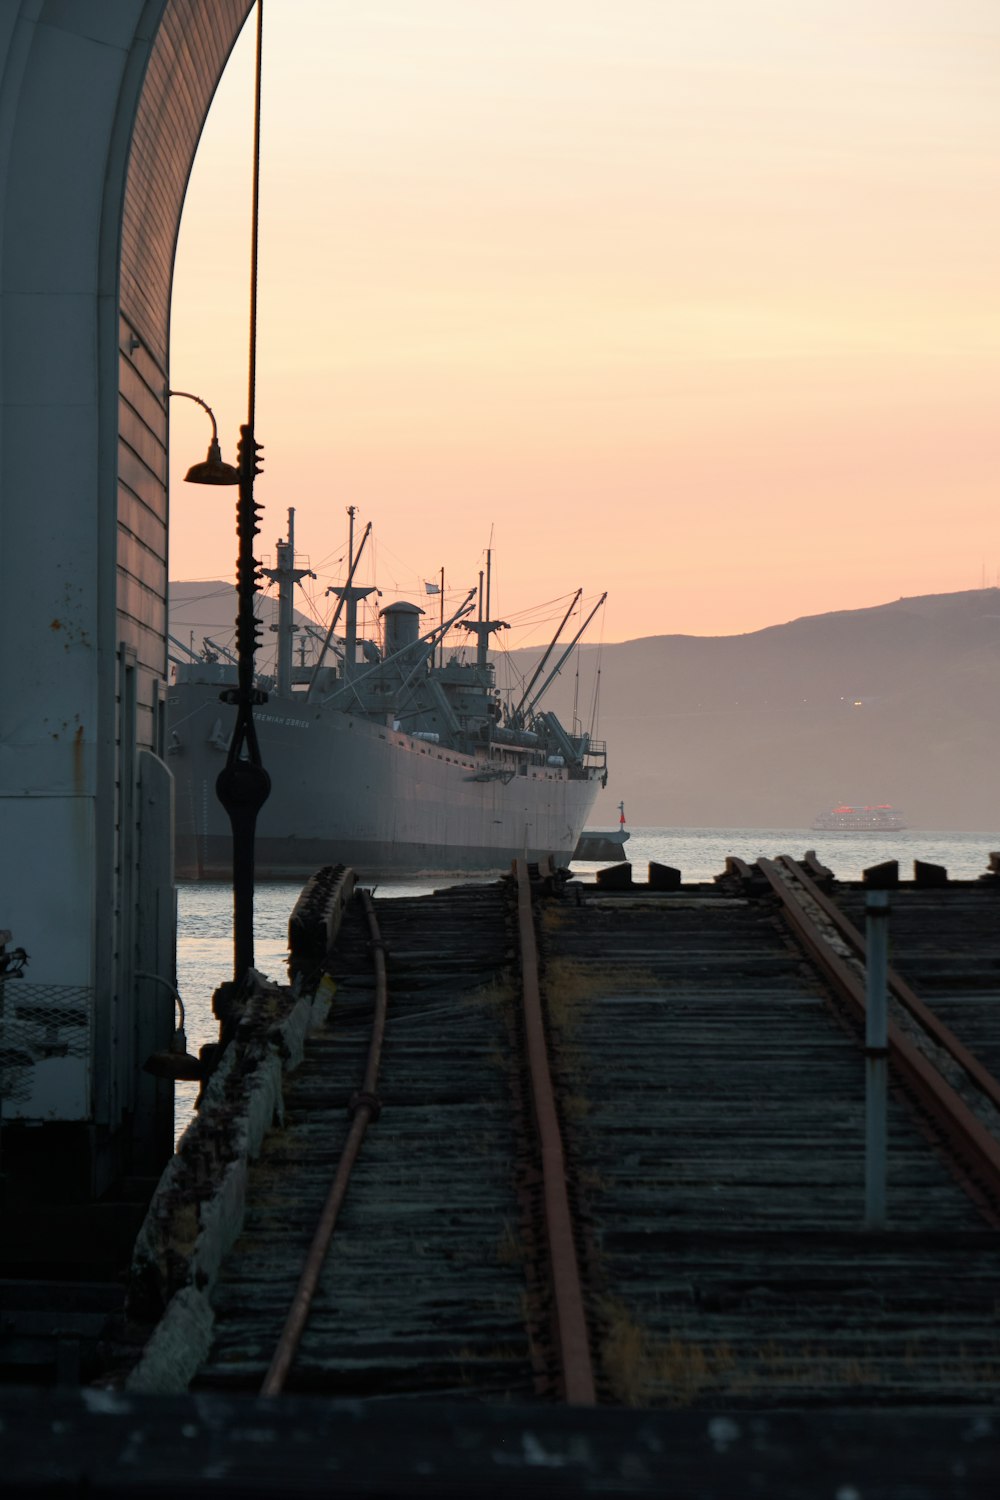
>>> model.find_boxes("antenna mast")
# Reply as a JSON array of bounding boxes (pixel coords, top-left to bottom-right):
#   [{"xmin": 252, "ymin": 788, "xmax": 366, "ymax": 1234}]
[
  {"xmin": 261, "ymin": 507, "xmax": 315, "ymax": 697},
  {"xmin": 460, "ymin": 550, "xmax": 508, "ymax": 666}
]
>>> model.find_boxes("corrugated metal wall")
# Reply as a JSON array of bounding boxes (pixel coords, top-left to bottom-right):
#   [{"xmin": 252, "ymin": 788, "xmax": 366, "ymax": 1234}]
[
  {"xmin": 0, "ymin": 0, "xmax": 252, "ymax": 1188},
  {"xmin": 119, "ymin": 0, "xmax": 253, "ymax": 755}
]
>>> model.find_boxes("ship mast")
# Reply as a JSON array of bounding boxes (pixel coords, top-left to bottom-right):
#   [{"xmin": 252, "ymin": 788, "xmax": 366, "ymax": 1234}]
[
  {"xmin": 459, "ymin": 548, "xmax": 508, "ymax": 667},
  {"xmin": 305, "ymin": 508, "xmax": 373, "ymax": 699},
  {"xmin": 330, "ymin": 504, "xmax": 377, "ymax": 685},
  {"xmin": 261, "ymin": 508, "xmax": 314, "ymax": 697}
]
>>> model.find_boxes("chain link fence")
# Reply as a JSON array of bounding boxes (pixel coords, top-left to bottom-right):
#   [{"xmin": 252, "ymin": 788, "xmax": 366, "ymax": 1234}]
[{"xmin": 0, "ymin": 980, "xmax": 92, "ymax": 1112}]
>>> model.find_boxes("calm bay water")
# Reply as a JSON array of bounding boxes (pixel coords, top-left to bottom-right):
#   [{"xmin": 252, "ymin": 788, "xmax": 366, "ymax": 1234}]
[
  {"xmin": 174, "ymin": 826, "xmax": 999, "ymax": 1133},
  {"xmin": 174, "ymin": 874, "xmax": 454, "ymax": 1131}
]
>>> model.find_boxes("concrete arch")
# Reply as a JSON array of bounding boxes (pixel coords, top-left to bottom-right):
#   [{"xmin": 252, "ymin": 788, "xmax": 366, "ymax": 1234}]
[{"xmin": 0, "ymin": 0, "xmax": 252, "ymax": 1194}]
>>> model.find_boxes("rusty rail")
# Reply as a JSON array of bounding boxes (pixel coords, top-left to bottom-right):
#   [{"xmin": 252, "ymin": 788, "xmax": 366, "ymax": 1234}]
[
  {"xmin": 773, "ymin": 855, "xmax": 1000, "ymax": 1116},
  {"xmin": 514, "ymin": 856, "xmax": 596, "ymax": 1405},
  {"xmin": 757, "ymin": 856, "xmax": 1000, "ymax": 1221},
  {"xmin": 260, "ymin": 888, "xmax": 387, "ymax": 1396}
]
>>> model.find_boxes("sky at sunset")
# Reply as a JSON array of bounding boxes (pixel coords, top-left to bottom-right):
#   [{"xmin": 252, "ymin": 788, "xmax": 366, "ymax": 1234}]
[{"xmin": 168, "ymin": 0, "xmax": 1000, "ymax": 647}]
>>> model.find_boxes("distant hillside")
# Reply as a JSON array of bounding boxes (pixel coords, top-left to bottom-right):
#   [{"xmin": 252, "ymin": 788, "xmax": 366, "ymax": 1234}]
[
  {"xmin": 170, "ymin": 581, "xmax": 288, "ymax": 660},
  {"xmin": 509, "ymin": 589, "xmax": 1000, "ymax": 833},
  {"xmin": 169, "ymin": 582, "xmax": 1000, "ymax": 833},
  {"xmin": 169, "ymin": 580, "xmax": 325, "ymax": 674}
]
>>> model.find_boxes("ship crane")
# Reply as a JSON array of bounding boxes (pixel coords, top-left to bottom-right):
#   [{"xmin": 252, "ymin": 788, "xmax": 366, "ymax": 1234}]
[
  {"xmin": 322, "ymin": 590, "xmax": 478, "ymax": 712},
  {"xmin": 510, "ymin": 588, "xmax": 583, "ymax": 727},
  {"xmin": 522, "ymin": 593, "xmax": 607, "ymax": 722},
  {"xmin": 168, "ymin": 633, "xmax": 204, "ymax": 670},
  {"xmin": 202, "ymin": 636, "xmax": 239, "ymax": 667}
]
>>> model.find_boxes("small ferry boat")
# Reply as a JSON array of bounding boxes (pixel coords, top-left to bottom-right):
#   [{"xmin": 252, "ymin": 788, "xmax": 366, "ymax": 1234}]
[{"xmin": 811, "ymin": 804, "xmax": 906, "ymax": 833}]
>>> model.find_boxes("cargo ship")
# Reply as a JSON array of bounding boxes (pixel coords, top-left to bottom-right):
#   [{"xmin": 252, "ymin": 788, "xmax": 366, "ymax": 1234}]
[{"xmin": 168, "ymin": 511, "xmax": 609, "ymax": 879}]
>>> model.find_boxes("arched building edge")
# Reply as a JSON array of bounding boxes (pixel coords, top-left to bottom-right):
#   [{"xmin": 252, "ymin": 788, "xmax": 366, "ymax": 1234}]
[{"xmin": 0, "ymin": 0, "xmax": 254, "ymax": 1194}]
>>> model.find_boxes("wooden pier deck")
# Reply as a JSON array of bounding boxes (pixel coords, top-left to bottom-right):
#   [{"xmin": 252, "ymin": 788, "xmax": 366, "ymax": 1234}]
[
  {"xmin": 5, "ymin": 854, "xmax": 1000, "ymax": 1493},
  {"xmin": 121, "ymin": 855, "xmax": 1000, "ymax": 1412}
]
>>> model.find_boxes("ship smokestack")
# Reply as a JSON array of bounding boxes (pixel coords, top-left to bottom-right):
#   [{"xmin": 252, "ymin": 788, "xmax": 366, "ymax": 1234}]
[{"xmin": 381, "ymin": 601, "xmax": 424, "ymax": 658}]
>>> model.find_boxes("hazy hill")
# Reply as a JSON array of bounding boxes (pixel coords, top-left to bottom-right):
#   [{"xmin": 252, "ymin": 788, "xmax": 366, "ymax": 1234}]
[
  {"xmin": 170, "ymin": 581, "xmax": 289, "ymax": 660},
  {"xmin": 510, "ymin": 589, "xmax": 1000, "ymax": 832},
  {"xmin": 169, "ymin": 583, "xmax": 1000, "ymax": 833}
]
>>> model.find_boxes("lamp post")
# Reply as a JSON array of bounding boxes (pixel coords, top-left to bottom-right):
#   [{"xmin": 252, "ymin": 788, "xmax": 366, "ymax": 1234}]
[
  {"xmin": 170, "ymin": 389, "xmax": 271, "ymax": 985},
  {"xmin": 215, "ymin": 422, "xmax": 271, "ymax": 984},
  {"xmin": 169, "ymin": 0, "xmax": 270, "ymax": 985}
]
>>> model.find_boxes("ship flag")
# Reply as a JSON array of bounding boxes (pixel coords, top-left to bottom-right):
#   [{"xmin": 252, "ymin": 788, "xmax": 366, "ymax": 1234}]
[{"xmin": 424, "ymin": 580, "xmax": 441, "ymax": 594}]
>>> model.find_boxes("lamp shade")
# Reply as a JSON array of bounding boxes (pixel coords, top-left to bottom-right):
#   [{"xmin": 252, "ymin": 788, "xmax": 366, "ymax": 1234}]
[{"xmin": 185, "ymin": 437, "xmax": 240, "ymax": 486}]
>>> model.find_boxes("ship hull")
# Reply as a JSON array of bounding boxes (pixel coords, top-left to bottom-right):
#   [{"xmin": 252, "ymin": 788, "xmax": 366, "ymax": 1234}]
[{"xmin": 169, "ymin": 683, "xmax": 602, "ymax": 879}]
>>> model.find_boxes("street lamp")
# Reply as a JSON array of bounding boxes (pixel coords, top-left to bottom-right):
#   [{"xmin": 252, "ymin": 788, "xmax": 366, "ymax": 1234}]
[
  {"xmin": 168, "ymin": 390, "xmax": 241, "ymax": 484},
  {"xmin": 168, "ymin": 0, "xmax": 270, "ymax": 986},
  {"xmin": 171, "ymin": 391, "xmax": 271, "ymax": 986}
]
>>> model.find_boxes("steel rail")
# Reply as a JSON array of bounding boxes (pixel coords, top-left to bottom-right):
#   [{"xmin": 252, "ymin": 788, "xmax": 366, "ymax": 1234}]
[
  {"xmin": 757, "ymin": 857, "xmax": 1000, "ymax": 1220},
  {"xmin": 514, "ymin": 857, "xmax": 596, "ymax": 1405},
  {"xmin": 260, "ymin": 889, "xmax": 387, "ymax": 1396},
  {"xmin": 772, "ymin": 855, "xmax": 1000, "ymax": 1116}
]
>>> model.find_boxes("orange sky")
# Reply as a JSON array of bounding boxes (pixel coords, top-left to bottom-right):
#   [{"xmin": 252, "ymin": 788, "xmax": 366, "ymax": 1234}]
[{"xmin": 168, "ymin": 0, "xmax": 1000, "ymax": 646}]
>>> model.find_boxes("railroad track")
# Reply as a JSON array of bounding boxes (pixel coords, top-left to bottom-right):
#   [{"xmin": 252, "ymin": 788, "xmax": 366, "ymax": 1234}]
[
  {"xmin": 528, "ymin": 865, "xmax": 1000, "ymax": 1405},
  {"xmin": 199, "ymin": 869, "xmax": 556, "ymax": 1398},
  {"xmin": 755, "ymin": 854, "xmax": 1000, "ymax": 1224},
  {"xmin": 196, "ymin": 860, "xmax": 604, "ymax": 1401},
  {"xmin": 194, "ymin": 858, "xmax": 1000, "ymax": 1407}
]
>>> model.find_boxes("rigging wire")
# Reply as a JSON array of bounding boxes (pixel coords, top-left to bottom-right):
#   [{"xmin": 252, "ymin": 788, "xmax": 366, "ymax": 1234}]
[
  {"xmin": 587, "ymin": 607, "xmax": 606, "ymax": 742},
  {"xmin": 572, "ymin": 592, "xmax": 582, "ymax": 733},
  {"xmin": 171, "ymin": 583, "xmax": 240, "ymax": 608}
]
